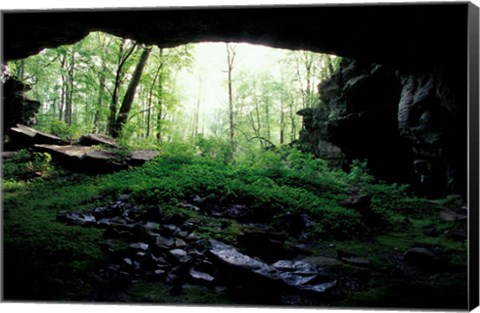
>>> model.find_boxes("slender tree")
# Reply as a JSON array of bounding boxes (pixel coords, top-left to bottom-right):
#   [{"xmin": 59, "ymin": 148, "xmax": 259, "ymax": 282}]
[
  {"xmin": 226, "ymin": 43, "xmax": 237, "ymax": 154},
  {"xmin": 111, "ymin": 46, "xmax": 152, "ymax": 138},
  {"xmin": 108, "ymin": 39, "xmax": 137, "ymax": 136}
]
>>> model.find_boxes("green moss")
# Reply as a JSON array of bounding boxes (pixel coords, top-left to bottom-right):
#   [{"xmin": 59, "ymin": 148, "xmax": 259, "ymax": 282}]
[
  {"xmin": 125, "ymin": 281, "xmax": 231, "ymax": 304},
  {"xmin": 2, "ymin": 147, "xmax": 468, "ymax": 304}
]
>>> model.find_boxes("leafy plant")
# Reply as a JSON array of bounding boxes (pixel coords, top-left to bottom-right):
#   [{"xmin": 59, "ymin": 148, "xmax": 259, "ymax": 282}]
[{"xmin": 2, "ymin": 149, "xmax": 52, "ymax": 180}]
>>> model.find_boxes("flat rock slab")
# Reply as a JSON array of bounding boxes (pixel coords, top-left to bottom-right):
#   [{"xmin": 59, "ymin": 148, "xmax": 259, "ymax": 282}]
[
  {"xmin": 1, "ymin": 151, "xmax": 18, "ymax": 159},
  {"xmin": 209, "ymin": 240, "xmax": 337, "ymax": 294},
  {"xmin": 84, "ymin": 150, "xmax": 118, "ymax": 160},
  {"xmin": 209, "ymin": 239, "xmax": 268, "ymax": 270},
  {"xmin": 127, "ymin": 150, "xmax": 160, "ymax": 165},
  {"xmin": 34, "ymin": 144, "xmax": 94, "ymax": 159},
  {"xmin": 10, "ymin": 124, "xmax": 68, "ymax": 145},
  {"xmin": 439, "ymin": 209, "xmax": 467, "ymax": 222},
  {"xmin": 79, "ymin": 134, "xmax": 117, "ymax": 147},
  {"xmin": 31, "ymin": 143, "xmax": 158, "ymax": 173}
]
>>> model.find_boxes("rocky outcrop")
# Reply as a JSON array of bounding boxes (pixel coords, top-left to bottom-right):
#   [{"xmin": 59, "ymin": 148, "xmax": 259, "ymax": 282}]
[
  {"xmin": 9, "ymin": 124, "xmax": 68, "ymax": 147},
  {"xmin": 2, "ymin": 76, "xmax": 41, "ymax": 137},
  {"xmin": 33, "ymin": 143, "xmax": 159, "ymax": 172},
  {"xmin": 3, "ymin": 4, "xmax": 469, "ymax": 70},
  {"xmin": 78, "ymin": 134, "xmax": 117, "ymax": 148},
  {"xmin": 5, "ymin": 124, "xmax": 159, "ymax": 172},
  {"xmin": 298, "ymin": 59, "xmax": 466, "ymax": 197}
]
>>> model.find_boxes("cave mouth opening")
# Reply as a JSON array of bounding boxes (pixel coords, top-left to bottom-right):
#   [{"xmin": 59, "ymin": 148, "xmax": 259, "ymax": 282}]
[{"xmin": 6, "ymin": 31, "xmax": 341, "ymax": 153}]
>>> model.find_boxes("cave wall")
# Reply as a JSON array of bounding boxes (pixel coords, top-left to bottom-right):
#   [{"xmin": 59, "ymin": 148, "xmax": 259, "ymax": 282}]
[
  {"xmin": 1, "ymin": 68, "xmax": 41, "ymax": 136},
  {"xmin": 298, "ymin": 58, "xmax": 467, "ymax": 197}
]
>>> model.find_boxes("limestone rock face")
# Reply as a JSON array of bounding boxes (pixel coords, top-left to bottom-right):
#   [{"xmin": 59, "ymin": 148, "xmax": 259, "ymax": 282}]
[
  {"xmin": 2, "ymin": 77, "xmax": 41, "ymax": 136},
  {"xmin": 298, "ymin": 59, "xmax": 466, "ymax": 197}
]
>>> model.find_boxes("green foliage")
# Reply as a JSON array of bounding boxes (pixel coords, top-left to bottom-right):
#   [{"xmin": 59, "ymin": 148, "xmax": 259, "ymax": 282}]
[
  {"xmin": 46, "ymin": 120, "xmax": 83, "ymax": 140},
  {"xmin": 194, "ymin": 135, "xmax": 231, "ymax": 163},
  {"xmin": 2, "ymin": 149, "xmax": 52, "ymax": 180}
]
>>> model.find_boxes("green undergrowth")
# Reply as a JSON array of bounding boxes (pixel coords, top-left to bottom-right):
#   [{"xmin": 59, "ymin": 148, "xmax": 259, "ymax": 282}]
[{"xmin": 2, "ymin": 146, "xmax": 467, "ymax": 304}]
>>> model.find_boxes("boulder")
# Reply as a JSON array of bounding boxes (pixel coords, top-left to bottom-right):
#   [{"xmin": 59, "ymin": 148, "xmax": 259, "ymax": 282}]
[
  {"xmin": 403, "ymin": 247, "xmax": 436, "ymax": 265},
  {"xmin": 189, "ymin": 267, "xmax": 215, "ymax": 283},
  {"xmin": 439, "ymin": 209, "xmax": 467, "ymax": 222},
  {"xmin": 10, "ymin": 124, "xmax": 68, "ymax": 146},
  {"xmin": 209, "ymin": 240, "xmax": 337, "ymax": 295},
  {"xmin": 1, "ymin": 151, "xmax": 18, "ymax": 160},
  {"xmin": 57, "ymin": 211, "xmax": 96, "ymax": 226},
  {"xmin": 79, "ymin": 134, "xmax": 117, "ymax": 147},
  {"xmin": 127, "ymin": 150, "xmax": 160, "ymax": 166},
  {"xmin": 2, "ymin": 77, "xmax": 41, "ymax": 137},
  {"xmin": 237, "ymin": 228, "xmax": 297, "ymax": 262},
  {"xmin": 209, "ymin": 239, "xmax": 269, "ymax": 271}
]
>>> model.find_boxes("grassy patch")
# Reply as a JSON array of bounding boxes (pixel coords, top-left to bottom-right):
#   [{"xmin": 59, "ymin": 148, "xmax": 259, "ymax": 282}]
[{"xmin": 2, "ymin": 146, "xmax": 468, "ymax": 305}]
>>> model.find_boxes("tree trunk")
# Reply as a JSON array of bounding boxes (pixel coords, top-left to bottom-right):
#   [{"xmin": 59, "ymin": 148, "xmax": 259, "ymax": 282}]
[
  {"xmin": 280, "ymin": 97, "xmax": 285, "ymax": 145},
  {"xmin": 226, "ymin": 43, "xmax": 236, "ymax": 155},
  {"xmin": 112, "ymin": 46, "xmax": 152, "ymax": 138},
  {"xmin": 156, "ymin": 49, "xmax": 164, "ymax": 142},
  {"xmin": 58, "ymin": 53, "xmax": 67, "ymax": 121},
  {"xmin": 108, "ymin": 39, "xmax": 137, "ymax": 136},
  {"xmin": 147, "ymin": 63, "xmax": 162, "ymax": 138},
  {"xmin": 192, "ymin": 76, "xmax": 202, "ymax": 137},
  {"xmin": 64, "ymin": 49, "xmax": 75, "ymax": 126},
  {"xmin": 93, "ymin": 72, "xmax": 106, "ymax": 133},
  {"xmin": 289, "ymin": 101, "xmax": 297, "ymax": 141}
]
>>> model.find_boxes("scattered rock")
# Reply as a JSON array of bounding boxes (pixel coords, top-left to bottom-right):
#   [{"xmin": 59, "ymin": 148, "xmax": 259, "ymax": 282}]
[
  {"xmin": 439, "ymin": 209, "xmax": 467, "ymax": 222},
  {"xmin": 129, "ymin": 242, "xmax": 149, "ymax": 251},
  {"xmin": 445, "ymin": 229, "xmax": 467, "ymax": 241},
  {"xmin": 209, "ymin": 239, "xmax": 268, "ymax": 271},
  {"xmin": 174, "ymin": 238, "xmax": 187, "ymax": 248},
  {"xmin": 403, "ymin": 247, "xmax": 436, "ymax": 265},
  {"xmin": 169, "ymin": 249, "xmax": 188, "ymax": 258},
  {"xmin": 192, "ymin": 194, "xmax": 207, "ymax": 204},
  {"xmin": 156, "ymin": 235, "xmax": 175, "ymax": 249},
  {"xmin": 209, "ymin": 240, "xmax": 337, "ymax": 295},
  {"xmin": 179, "ymin": 202, "xmax": 201, "ymax": 212},
  {"xmin": 189, "ymin": 267, "xmax": 215, "ymax": 283},
  {"xmin": 57, "ymin": 211, "xmax": 96, "ymax": 226}
]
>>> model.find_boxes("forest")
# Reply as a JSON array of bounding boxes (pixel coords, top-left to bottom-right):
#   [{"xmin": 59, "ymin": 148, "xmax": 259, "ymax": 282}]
[{"xmin": 2, "ymin": 31, "xmax": 468, "ymax": 308}]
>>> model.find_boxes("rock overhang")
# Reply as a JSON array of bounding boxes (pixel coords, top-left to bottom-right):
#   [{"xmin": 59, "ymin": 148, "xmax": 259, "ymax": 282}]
[{"xmin": 2, "ymin": 3, "xmax": 469, "ymax": 70}]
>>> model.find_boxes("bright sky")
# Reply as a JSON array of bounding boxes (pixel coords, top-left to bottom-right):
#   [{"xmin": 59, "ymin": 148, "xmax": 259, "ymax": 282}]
[{"xmin": 176, "ymin": 42, "xmax": 289, "ymax": 116}]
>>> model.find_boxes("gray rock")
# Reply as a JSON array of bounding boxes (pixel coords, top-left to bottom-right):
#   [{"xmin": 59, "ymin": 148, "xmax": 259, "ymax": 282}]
[
  {"xmin": 57, "ymin": 211, "xmax": 96, "ymax": 226},
  {"xmin": 79, "ymin": 134, "xmax": 117, "ymax": 147},
  {"xmin": 189, "ymin": 267, "xmax": 215, "ymax": 283},
  {"xmin": 175, "ymin": 238, "xmax": 187, "ymax": 248},
  {"xmin": 127, "ymin": 150, "xmax": 160, "ymax": 166},
  {"xmin": 169, "ymin": 249, "xmax": 187, "ymax": 258},
  {"xmin": 209, "ymin": 239, "xmax": 268, "ymax": 270},
  {"xmin": 123, "ymin": 258, "xmax": 133, "ymax": 266},
  {"xmin": 129, "ymin": 242, "xmax": 149, "ymax": 251},
  {"xmin": 156, "ymin": 235, "xmax": 175, "ymax": 249},
  {"xmin": 209, "ymin": 240, "xmax": 337, "ymax": 294},
  {"xmin": 403, "ymin": 247, "xmax": 436, "ymax": 265}
]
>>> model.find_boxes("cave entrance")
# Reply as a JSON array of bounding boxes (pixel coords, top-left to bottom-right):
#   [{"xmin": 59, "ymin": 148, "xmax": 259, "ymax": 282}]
[{"xmin": 6, "ymin": 31, "xmax": 340, "ymax": 154}]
